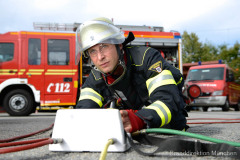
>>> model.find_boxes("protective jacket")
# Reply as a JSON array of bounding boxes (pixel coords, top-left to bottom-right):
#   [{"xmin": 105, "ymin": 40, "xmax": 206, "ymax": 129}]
[{"xmin": 76, "ymin": 46, "xmax": 188, "ymax": 130}]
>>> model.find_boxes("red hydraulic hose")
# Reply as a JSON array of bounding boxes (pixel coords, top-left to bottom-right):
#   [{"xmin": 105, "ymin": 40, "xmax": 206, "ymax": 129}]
[
  {"xmin": 187, "ymin": 118, "xmax": 240, "ymax": 124},
  {"xmin": 188, "ymin": 121, "xmax": 240, "ymax": 124},
  {"xmin": 187, "ymin": 118, "xmax": 240, "ymax": 120},
  {"xmin": 0, "ymin": 138, "xmax": 54, "ymax": 154},
  {"xmin": 0, "ymin": 123, "xmax": 54, "ymax": 143},
  {"xmin": 0, "ymin": 138, "xmax": 49, "ymax": 148}
]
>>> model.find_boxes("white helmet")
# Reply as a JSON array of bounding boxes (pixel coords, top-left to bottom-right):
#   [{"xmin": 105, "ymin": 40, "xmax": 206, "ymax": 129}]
[{"xmin": 76, "ymin": 17, "xmax": 125, "ymax": 58}]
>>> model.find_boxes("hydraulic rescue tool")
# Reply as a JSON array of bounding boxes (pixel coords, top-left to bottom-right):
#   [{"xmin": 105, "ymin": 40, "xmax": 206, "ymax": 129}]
[{"xmin": 49, "ymin": 109, "xmax": 130, "ymax": 152}]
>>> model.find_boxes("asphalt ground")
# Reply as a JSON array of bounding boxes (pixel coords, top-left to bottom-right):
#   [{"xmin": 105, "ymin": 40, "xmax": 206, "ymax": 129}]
[{"xmin": 0, "ymin": 109, "xmax": 240, "ymax": 160}]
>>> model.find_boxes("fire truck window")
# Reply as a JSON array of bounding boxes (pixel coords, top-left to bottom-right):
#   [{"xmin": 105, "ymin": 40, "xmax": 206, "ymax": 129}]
[
  {"xmin": 227, "ymin": 69, "xmax": 235, "ymax": 82},
  {"xmin": 28, "ymin": 39, "xmax": 41, "ymax": 65},
  {"xmin": 0, "ymin": 43, "xmax": 14, "ymax": 62},
  {"xmin": 48, "ymin": 39, "xmax": 69, "ymax": 65},
  {"xmin": 187, "ymin": 68, "xmax": 224, "ymax": 81},
  {"xmin": 212, "ymin": 68, "xmax": 224, "ymax": 80}
]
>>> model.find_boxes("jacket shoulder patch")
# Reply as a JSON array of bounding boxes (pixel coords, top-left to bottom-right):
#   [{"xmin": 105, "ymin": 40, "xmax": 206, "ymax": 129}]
[{"xmin": 148, "ymin": 61, "xmax": 162, "ymax": 73}]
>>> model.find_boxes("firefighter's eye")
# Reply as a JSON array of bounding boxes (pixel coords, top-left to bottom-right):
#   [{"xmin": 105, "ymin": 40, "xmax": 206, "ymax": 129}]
[
  {"xmin": 100, "ymin": 44, "xmax": 110, "ymax": 53},
  {"xmin": 88, "ymin": 49, "xmax": 97, "ymax": 57}
]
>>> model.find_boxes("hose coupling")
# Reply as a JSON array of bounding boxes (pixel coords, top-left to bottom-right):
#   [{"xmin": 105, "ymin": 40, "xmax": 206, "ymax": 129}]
[
  {"xmin": 131, "ymin": 129, "xmax": 146, "ymax": 136},
  {"xmin": 52, "ymin": 138, "xmax": 63, "ymax": 144}
]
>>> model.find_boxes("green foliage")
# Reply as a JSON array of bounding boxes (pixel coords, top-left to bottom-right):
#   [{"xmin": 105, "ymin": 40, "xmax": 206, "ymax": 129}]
[
  {"xmin": 182, "ymin": 31, "xmax": 240, "ymax": 82},
  {"xmin": 182, "ymin": 31, "xmax": 202, "ymax": 63}
]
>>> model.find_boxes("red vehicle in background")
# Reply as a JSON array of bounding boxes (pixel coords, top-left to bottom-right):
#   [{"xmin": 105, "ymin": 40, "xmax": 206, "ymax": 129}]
[
  {"xmin": 184, "ymin": 63, "xmax": 240, "ymax": 111},
  {"xmin": 0, "ymin": 31, "xmax": 79, "ymax": 116}
]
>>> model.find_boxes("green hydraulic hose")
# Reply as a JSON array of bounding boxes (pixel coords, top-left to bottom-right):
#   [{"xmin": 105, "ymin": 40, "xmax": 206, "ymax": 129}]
[{"xmin": 137, "ymin": 128, "xmax": 240, "ymax": 147}]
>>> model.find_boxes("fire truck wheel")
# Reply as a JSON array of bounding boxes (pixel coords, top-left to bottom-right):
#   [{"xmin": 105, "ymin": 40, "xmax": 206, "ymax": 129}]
[
  {"xmin": 203, "ymin": 107, "xmax": 209, "ymax": 112},
  {"xmin": 222, "ymin": 98, "xmax": 230, "ymax": 111},
  {"xmin": 3, "ymin": 89, "xmax": 34, "ymax": 116}
]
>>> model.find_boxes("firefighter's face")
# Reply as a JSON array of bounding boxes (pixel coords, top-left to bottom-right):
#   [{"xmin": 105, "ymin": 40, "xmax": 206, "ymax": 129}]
[{"xmin": 88, "ymin": 43, "xmax": 122, "ymax": 73}]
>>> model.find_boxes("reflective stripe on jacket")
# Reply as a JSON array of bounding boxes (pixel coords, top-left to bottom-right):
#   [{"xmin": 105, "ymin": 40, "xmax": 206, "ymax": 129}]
[
  {"xmin": 79, "ymin": 87, "xmax": 104, "ymax": 107},
  {"xmin": 146, "ymin": 70, "xmax": 176, "ymax": 96}
]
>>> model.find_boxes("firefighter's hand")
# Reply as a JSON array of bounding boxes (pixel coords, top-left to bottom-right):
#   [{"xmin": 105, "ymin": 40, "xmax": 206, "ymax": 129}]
[
  {"xmin": 120, "ymin": 110, "xmax": 132, "ymax": 133},
  {"xmin": 120, "ymin": 110, "xmax": 146, "ymax": 133}
]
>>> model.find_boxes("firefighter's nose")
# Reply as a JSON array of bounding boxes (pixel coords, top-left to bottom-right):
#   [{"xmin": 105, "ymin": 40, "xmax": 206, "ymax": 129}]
[{"xmin": 97, "ymin": 51, "xmax": 105, "ymax": 60}]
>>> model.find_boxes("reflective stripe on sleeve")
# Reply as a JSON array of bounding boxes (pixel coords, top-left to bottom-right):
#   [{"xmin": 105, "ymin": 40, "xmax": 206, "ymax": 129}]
[
  {"xmin": 79, "ymin": 87, "xmax": 104, "ymax": 107},
  {"xmin": 146, "ymin": 70, "xmax": 176, "ymax": 96},
  {"xmin": 177, "ymin": 77, "xmax": 183, "ymax": 85},
  {"xmin": 144, "ymin": 100, "xmax": 172, "ymax": 127}
]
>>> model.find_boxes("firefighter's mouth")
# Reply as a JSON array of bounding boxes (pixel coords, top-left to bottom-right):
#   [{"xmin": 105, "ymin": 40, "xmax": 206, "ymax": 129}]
[{"xmin": 100, "ymin": 62, "xmax": 109, "ymax": 67}]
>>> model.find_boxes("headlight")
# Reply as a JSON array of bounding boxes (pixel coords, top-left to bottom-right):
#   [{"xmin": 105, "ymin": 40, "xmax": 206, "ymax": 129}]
[{"xmin": 212, "ymin": 90, "xmax": 223, "ymax": 96}]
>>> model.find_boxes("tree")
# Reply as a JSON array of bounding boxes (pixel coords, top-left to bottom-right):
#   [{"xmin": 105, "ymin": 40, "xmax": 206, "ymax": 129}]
[
  {"xmin": 182, "ymin": 31, "xmax": 202, "ymax": 63},
  {"xmin": 200, "ymin": 43, "xmax": 219, "ymax": 61},
  {"xmin": 182, "ymin": 31, "xmax": 218, "ymax": 63},
  {"xmin": 219, "ymin": 42, "xmax": 240, "ymax": 83}
]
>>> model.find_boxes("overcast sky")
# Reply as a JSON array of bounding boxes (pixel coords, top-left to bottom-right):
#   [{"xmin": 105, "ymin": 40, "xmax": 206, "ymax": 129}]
[{"xmin": 0, "ymin": 0, "xmax": 239, "ymax": 48}]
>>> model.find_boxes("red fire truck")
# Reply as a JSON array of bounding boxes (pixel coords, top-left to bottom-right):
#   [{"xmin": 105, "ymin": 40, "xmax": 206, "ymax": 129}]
[
  {"xmin": 184, "ymin": 63, "xmax": 240, "ymax": 111},
  {"xmin": 0, "ymin": 23, "xmax": 183, "ymax": 116}
]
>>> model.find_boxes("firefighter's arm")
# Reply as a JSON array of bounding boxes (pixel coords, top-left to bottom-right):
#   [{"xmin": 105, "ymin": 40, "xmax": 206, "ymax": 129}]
[
  {"xmin": 136, "ymin": 70, "xmax": 180, "ymax": 128},
  {"xmin": 76, "ymin": 87, "xmax": 104, "ymax": 109}
]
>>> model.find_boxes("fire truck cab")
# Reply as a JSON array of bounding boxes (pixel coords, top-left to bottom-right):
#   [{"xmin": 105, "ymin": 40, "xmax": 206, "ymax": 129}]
[{"xmin": 0, "ymin": 31, "xmax": 79, "ymax": 116}]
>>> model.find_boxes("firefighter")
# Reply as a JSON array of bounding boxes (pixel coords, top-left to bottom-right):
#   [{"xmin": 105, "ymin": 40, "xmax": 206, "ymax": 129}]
[{"xmin": 76, "ymin": 17, "xmax": 188, "ymax": 133}]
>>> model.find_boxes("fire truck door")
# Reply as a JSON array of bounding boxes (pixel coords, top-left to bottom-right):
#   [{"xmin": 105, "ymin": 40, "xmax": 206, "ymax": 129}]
[
  {"xmin": 43, "ymin": 38, "xmax": 75, "ymax": 107},
  {"xmin": 0, "ymin": 39, "xmax": 18, "ymax": 83},
  {"xmin": 25, "ymin": 36, "xmax": 44, "ymax": 97}
]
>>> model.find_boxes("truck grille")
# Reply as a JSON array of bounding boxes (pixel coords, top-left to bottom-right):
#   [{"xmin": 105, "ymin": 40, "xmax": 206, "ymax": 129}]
[{"xmin": 201, "ymin": 92, "xmax": 211, "ymax": 97}]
